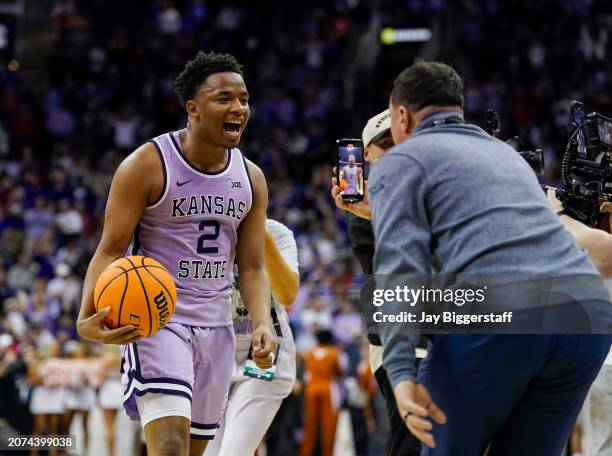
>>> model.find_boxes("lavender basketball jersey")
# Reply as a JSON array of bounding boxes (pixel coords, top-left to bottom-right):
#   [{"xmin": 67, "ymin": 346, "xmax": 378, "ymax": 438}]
[{"xmin": 133, "ymin": 130, "xmax": 253, "ymax": 327}]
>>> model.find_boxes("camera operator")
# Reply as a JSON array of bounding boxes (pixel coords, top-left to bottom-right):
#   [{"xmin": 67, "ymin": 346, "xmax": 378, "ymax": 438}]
[
  {"xmin": 548, "ymin": 189, "xmax": 612, "ymax": 456},
  {"xmin": 368, "ymin": 61, "xmax": 611, "ymax": 454},
  {"xmin": 548, "ymin": 190, "xmax": 612, "ymax": 277},
  {"xmin": 331, "ymin": 110, "xmax": 421, "ymax": 455}
]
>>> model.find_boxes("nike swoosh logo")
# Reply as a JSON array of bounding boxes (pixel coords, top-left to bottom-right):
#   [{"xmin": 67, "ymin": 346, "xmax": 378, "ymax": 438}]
[{"xmin": 176, "ymin": 179, "xmax": 193, "ymax": 187}]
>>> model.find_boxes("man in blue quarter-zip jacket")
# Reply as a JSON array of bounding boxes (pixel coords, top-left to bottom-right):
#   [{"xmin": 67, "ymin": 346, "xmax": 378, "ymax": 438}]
[{"xmin": 368, "ymin": 61, "xmax": 612, "ymax": 455}]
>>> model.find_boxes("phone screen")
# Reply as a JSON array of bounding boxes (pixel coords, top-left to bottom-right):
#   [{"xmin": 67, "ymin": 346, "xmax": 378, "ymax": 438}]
[{"xmin": 337, "ymin": 139, "xmax": 365, "ymax": 201}]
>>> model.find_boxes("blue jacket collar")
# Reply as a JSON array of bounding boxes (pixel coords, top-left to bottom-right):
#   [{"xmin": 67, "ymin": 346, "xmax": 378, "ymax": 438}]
[{"xmin": 415, "ymin": 111, "xmax": 465, "ymax": 133}]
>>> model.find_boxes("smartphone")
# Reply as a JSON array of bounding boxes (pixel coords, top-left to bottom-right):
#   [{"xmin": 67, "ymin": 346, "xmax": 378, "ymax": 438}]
[{"xmin": 337, "ymin": 138, "xmax": 365, "ymax": 202}]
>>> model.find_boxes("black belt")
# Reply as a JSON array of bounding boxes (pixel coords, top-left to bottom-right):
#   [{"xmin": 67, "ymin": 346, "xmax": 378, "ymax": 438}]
[{"xmin": 271, "ymin": 306, "xmax": 283, "ymax": 338}]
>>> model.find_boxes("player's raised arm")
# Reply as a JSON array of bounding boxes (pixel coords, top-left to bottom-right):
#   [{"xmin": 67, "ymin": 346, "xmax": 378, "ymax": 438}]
[
  {"xmin": 77, "ymin": 143, "xmax": 162, "ymax": 345},
  {"xmin": 236, "ymin": 160, "xmax": 277, "ymax": 368},
  {"xmin": 264, "ymin": 223, "xmax": 298, "ymax": 305}
]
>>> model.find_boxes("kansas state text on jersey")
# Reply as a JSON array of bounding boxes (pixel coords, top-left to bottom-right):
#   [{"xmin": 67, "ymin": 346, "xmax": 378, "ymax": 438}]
[
  {"xmin": 130, "ymin": 130, "xmax": 253, "ymax": 327},
  {"xmin": 170, "ymin": 194, "xmax": 247, "ymax": 220}
]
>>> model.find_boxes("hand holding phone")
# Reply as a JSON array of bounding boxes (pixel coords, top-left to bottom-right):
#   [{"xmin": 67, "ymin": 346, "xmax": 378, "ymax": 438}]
[
  {"xmin": 337, "ymin": 139, "xmax": 365, "ymax": 202},
  {"xmin": 331, "ymin": 167, "xmax": 372, "ymax": 220}
]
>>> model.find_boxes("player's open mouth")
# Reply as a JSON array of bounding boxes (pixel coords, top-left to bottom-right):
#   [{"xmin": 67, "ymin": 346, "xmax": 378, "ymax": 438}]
[{"xmin": 223, "ymin": 121, "xmax": 242, "ymax": 139}]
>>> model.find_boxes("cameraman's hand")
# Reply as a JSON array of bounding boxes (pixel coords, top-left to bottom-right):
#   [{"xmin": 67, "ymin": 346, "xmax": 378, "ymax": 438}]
[
  {"xmin": 547, "ymin": 188, "xmax": 564, "ymax": 213},
  {"xmin": 331, "ymin": 167, "xmax": 372, "ymax": 220},
  {"xmin": 599, "ymin": 202, "xmax": 612, "ymax": 233}
]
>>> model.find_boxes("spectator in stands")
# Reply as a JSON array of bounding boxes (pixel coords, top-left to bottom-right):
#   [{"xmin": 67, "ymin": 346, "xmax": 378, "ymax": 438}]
[
  {"xmin": 0, "ymin": 334, "xmax": 23, "ymax": 432},
  {"xmin": 7, "ymin": 253, "xmax": 35, "ymax": 292}
]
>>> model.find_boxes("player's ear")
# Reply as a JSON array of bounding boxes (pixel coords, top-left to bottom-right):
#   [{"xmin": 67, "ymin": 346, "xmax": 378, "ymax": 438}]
[{"xmin": 185, "ymin": 100, "xmax": 199, "ymax": 118}]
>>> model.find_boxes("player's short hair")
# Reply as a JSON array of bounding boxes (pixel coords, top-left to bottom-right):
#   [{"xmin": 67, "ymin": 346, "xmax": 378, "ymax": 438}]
[
  {"xmin": 391, "ymin": 61, "xmax": 464, "ymax": 112},
  {"xmin": 174, "ymin": 51, "xmax": 244, "ymax": 108}
]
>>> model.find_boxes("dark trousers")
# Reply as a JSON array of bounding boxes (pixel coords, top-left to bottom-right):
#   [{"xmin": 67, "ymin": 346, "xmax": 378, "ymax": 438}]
[
  {"xmin": 374, "ymin": 365, "xmax": 422, "ymax": 456},
  {"xmin": 266, "ymin": 392, "xmax": 303, "ymax": 456},
  {"xmin": 418, "ymin": 334, "xmax": 611, "ymax": 456},
  {"xmin": 348, "ymin": 406, "xmax": 370, "ymax": 455}
]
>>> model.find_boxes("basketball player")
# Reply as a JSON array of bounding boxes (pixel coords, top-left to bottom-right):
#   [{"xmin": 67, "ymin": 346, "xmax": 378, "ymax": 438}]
[
  {"xmin": 340, "ymin": 154, "xmax": 363, "ymax": 196},
  {"xmin": 76, "ymin": 51, "xmax": 276, "ymax": 456},
  {"xmin": 205, "ymin": 218, "xmax": 298, "ymax": 456}
]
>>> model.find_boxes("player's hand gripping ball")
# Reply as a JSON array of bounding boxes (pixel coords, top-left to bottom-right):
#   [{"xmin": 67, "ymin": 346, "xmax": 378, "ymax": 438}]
[{"xmin": 94, "ymin": 256, "xmax": 177, "ymax": 337}]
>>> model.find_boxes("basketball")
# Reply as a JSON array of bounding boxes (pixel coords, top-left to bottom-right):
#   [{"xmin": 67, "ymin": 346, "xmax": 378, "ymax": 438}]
[{"xmin": 94, "ymin": 256, "xmax": 176, "ymax": 337}]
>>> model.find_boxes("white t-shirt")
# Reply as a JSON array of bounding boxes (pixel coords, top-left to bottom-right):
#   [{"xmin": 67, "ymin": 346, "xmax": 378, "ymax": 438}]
[{"xmin": 231, "ymin": 219, "xmax": 298, "ymax": 362}]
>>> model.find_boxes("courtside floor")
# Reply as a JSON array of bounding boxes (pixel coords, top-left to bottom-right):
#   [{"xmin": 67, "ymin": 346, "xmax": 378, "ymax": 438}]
[{"xmin": 68, "ymin": 407, "xmax": 357, "ymax": 456}]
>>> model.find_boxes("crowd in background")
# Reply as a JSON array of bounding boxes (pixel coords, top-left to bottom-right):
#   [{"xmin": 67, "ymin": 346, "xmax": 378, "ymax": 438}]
[{"xmin": 1, "ymin": 0, "xmax": 612, "ymax": 454}]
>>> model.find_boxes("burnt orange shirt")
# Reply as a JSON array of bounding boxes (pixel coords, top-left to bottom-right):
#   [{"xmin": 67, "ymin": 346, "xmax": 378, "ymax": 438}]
[{"xmin": 305, "ymin": 344, "xmax": 342, "ymax": 386}]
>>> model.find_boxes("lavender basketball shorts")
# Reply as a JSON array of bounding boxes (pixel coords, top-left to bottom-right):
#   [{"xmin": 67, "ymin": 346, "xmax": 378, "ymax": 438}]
[{"xmin": 121, "ymin": 322, "xmax": 235, "ymax": 440}]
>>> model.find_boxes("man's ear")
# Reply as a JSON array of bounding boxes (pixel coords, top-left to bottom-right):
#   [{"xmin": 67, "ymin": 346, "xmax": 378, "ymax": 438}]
[
  {"xmin": 399, "ymin": 105, "xmax": 411, "ymax": 134},
  {"xmin": 364, "ymin": 145, "xmax": 371, "ymax": 163},
  {"xmin": 186, "ymin": 100, "xmax": 199, "ymax": 118}
]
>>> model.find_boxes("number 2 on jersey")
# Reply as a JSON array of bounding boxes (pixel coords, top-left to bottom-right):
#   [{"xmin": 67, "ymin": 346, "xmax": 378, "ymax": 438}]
[{"xmin": 197, "ymin": 220, "xmax": 220, "ymax": 254}]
